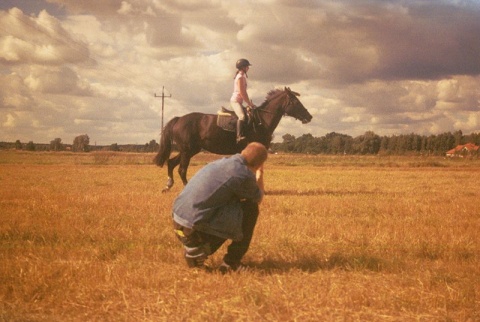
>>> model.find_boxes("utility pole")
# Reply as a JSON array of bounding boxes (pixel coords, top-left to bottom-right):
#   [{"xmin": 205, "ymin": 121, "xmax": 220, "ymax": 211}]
[{"xmin": 154, "ymin": 86, "xmax": 171, "ymax": 133}]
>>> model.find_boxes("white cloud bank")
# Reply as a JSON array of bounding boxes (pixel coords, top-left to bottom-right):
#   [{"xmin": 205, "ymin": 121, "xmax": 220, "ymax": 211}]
[{"xmin": 1, "ymin": 0, "xmax": 479, "ymax": 144}]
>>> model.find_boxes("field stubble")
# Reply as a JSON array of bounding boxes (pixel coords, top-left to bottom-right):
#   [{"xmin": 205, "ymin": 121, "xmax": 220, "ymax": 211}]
[{"xmin": 0, "ymin": 151, "xmax": 479, "ymax": 321}]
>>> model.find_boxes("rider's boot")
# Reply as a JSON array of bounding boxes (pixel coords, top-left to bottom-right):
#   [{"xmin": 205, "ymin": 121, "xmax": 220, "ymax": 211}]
[{"xmin": 236, "ymin": 119, "xmax": 246, "ymax": 143}]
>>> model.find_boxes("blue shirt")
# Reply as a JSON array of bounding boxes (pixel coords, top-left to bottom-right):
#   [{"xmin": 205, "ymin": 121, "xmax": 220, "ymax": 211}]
[{"xmin": 173, "ymin": 154, "xmax": 262, "ymax": 241}]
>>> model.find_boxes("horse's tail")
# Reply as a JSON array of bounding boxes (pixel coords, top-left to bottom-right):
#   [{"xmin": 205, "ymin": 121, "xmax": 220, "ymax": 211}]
[{"xmin": 154, "ymin": 117, "xmax": 179, "ymax": 167}]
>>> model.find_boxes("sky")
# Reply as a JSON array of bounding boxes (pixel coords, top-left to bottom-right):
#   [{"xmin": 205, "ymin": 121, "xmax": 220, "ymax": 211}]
[{"xmin": 1, "ymin": 0, "xmax": 480, "ymax": 145}]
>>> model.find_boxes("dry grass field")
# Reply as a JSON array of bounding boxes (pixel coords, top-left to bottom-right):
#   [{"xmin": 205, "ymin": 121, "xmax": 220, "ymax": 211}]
[{"xmin": 1, "ymin": 150, "xmax": 479, "ymax": 321}]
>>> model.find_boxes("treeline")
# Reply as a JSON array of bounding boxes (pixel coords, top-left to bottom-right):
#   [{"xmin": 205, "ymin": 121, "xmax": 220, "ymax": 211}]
[
  {"xmin": 0, "ymin": 136, "xmax": 160, "ymax": 153},
  {"xmin": 4, "ymin": 130, "xmax": 480, "ymax": 156},
  {"xmin": 271, "ymin": 130, "xmax": 480, "ymax": 155}
]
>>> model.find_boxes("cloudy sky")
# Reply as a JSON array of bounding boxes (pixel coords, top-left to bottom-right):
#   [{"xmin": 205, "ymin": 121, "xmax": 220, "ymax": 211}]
[{"xmin": 1, "ymin": 0, "xmax": 479, "ymax": 145}]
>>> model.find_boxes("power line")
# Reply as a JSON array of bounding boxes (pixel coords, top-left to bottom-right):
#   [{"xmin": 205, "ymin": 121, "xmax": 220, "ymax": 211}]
[{"xmin": 154, "ymin": 86, "xmax": 172, "ymax": 133}]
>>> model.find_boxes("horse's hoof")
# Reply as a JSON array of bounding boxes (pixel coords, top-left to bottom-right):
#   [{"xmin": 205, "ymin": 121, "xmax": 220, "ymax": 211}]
[{"xmin": 161, "ymin": 177, "xmax": 174, "ymax": 193}]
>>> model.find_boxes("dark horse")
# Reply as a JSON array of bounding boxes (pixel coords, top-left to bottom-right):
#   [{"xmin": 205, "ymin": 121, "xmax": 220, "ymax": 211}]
[{"xmin": 154, "ymin": 87, "xmax": 313, "ymax": 192}]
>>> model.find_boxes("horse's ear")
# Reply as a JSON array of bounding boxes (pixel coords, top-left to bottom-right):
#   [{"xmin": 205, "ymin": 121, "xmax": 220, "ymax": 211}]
[{"xmin": 285, "ymin": 87, "xmax": 300, "ymax": 96}]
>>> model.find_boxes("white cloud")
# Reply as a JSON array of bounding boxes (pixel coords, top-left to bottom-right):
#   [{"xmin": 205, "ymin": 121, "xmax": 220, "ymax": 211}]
[
  {"xmin": 118, "ymin": 1, "xmax": 133, "ymax": 15},
  {"xmin": 0, "ymin": 8, "xmax": 89, "ymax": 65},
  {"xmin": 437, "ymin": 79, "xmax": 460, "ymax": 103},
  {"xmin": 24, "ymin": 65, "xmax": 92, "ymax": 95},
  {"xmin": 2, "ymin": 113, "xmax": 16, "ymax": 127},
  {"xmin": 1, "ymin": 0, "xmax": 480, "ymax": 145}
]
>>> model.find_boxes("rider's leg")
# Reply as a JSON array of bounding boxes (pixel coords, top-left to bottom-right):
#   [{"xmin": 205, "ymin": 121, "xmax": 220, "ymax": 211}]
[{"xmin": 230, "ymin": 102, "xmax": 246, "ymax": 141}]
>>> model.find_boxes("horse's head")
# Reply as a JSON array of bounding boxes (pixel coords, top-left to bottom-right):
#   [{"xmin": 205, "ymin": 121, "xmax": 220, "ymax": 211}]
[{"xmin": 283, "ymin": 87, "xmax": 313, "ymax": 124}]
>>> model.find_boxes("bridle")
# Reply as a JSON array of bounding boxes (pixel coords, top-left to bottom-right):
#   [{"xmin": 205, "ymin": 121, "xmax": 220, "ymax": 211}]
[
  {"xmin": 254, "ymin": 91, "xmax": 292, "ymax": 117},
  {"xmin": 248, "ymin": 91, "xmax": 297, "ymax": 132}
]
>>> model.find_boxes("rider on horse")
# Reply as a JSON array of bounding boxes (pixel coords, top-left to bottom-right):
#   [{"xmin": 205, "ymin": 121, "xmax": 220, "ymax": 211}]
[{"xmin": 230, "ymin": 58, "xmax": 255, "ymax": 143}]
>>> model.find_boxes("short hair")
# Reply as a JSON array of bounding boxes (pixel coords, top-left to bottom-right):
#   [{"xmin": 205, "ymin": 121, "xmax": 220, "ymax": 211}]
[{"xmin": 241, "ymin": 142, "xmax": 268, "ymax": 168}]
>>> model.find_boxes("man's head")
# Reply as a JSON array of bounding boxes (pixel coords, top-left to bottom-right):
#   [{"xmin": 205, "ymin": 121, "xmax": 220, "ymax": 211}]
[{"xmin": 241, "ymin": 142, "xmax": 268, "ymax": 170}]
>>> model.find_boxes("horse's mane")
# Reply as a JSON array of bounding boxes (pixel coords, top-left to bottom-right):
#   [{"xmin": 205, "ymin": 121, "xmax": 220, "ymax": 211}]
[{"xmin": 258, "ymin": 88, "xmax": 285, "ymax": 108}]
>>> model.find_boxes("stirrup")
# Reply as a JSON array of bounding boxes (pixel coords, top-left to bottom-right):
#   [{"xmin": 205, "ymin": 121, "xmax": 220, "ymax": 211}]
[{"xmin": 236, "ymin": 136, "xmax": 246, "ymax": 143}]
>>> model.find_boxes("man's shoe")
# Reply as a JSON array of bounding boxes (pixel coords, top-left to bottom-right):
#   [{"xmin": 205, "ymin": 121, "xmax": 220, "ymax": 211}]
[
  {"xmin": 184, "ymin": 245, "xmax": 208, "ymax": 268},
  {"xmin": 218, "ymin": 261, "xmax": 248, "ymax": 274},
  {"xmin": 185, "ymin": 252, "xmax": 206, "ymax": 268}
]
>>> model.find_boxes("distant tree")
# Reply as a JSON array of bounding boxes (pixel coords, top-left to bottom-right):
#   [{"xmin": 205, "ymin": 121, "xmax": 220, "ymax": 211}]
[
  {"xmin": 352, "ymin": 131, "xmax": 381, "ymax": 154},
  {"xmin": 50, "ymin": 138, "xmax": 64, "ymax": 151},
  {"xmin": 110, "ymin": 143, "xmax": 120, "ymax": 151},
  {"xmin": 282, "ymin": 134, "xmax": 296, "ymax": 152},
  {"xmin": 294, "ymin": 133, "xmax": 315, "ymax": 153},
  {"xmin": 25, "ymin": 141, "xmax": 35, "ymax": 151},
  {"xmin": 325, "ymin": 132, "xmax": 352, "ymax": 154},
  {"xmin": 453, "ymin": 130, "xmax": 463, "ymax": 146},
  {"xmin": 145, "ymin": 139, "xmax": 159, "ymax": 152},
  {"xmin": 395, "ymin": 135, "xmax": 408, "ymax": 153},
  {"xmin": 464, "ymin": 132, "xmax": 480, "ymax": 145},
  {"xmin": 411, "ymin": 134, "xmax": 422, "ymax": 152},
  {"xmin": 72, "ymin": 134, "xmax": 90, "ymax": 152},
  {"xmin": 436, "ymin": 132, "xmax": 455, "ymax": 154},
  {"xmin": 267, "ymin": 130, "xmax": 478, "ymax": 155},
  {"xmin": 379, "ymin": 136, "xmax": 389, "ymax": 153},
  {"xmin": 15, "ymin": 140, "xmax": 22, "ymax": 150}
]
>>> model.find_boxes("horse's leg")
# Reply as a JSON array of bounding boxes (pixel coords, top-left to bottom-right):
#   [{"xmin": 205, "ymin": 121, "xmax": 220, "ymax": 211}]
[
  {"xmin": 178, "ymin": 148, "xmax": 201, "ymax": 186},
  {"xmin": 162, "ymin": 154, "xmax": 181, "ymax": 192},
  {"xmin": 178, "ymin": 154, "xmax": 191, "ymax": 186}
]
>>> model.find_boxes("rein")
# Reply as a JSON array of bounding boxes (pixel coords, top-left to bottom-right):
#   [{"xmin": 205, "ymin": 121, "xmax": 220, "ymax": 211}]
[
  {"xmin": 252, "ymin": 91, "xmax": 293, "ymax": 121},
  {"xmin": 254, "ymin": 92, "xmax": 289, "ymax": 117},
  {"xmin": 248, "ymin": 92, "xmax": 290, "ymax": 133}
]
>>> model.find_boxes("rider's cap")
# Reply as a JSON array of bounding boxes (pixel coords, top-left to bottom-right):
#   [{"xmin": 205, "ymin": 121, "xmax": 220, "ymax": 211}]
[{"xmin": 236, "ymin": 58, "xmax": 251, "ymax": 69}]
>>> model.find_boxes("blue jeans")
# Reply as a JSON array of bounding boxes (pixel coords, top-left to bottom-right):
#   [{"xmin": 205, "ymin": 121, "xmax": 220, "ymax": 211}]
[{"xmin": 174, "ymin": 200, "xmax": 259, "ymax": 266}]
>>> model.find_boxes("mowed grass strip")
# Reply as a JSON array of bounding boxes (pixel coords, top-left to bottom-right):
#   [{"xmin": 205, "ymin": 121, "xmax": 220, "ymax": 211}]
[{"xmin": 0, "ymin": 151, "xmax": 479, "ymax": 321}]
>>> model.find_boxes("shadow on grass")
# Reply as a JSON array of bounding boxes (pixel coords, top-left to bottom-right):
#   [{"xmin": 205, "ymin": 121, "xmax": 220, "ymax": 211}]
[
  {"xmin": 252, "ymin": 252, "xmax": 387, "ymax": 274},
  {"xmin": 266, "ymin": 189, "xmax": 377, "ymax": 196}
]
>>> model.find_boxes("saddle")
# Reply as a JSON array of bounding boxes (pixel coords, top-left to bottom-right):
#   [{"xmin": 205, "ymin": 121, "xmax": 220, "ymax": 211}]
[{"xmin": 216, "ymin": 106, "xmax": 254, "ymax": 132}]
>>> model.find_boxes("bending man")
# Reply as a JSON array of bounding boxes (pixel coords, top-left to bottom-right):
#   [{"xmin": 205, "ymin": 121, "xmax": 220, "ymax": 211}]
[{"xmin": 172, "ymin": 142, "xmax": 267, "ymax": 273}]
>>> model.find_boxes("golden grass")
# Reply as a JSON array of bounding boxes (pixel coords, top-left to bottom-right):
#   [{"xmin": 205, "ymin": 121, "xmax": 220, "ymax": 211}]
[{"xmin": 0, "ymin": 150, "xmax": 479, "ymax": 321}]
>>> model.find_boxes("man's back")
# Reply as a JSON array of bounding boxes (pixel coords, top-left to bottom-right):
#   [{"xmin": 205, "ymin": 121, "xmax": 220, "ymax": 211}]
[{"xmin": 172, "ymin": 154, "xmax": 261, "ymax": 240}]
